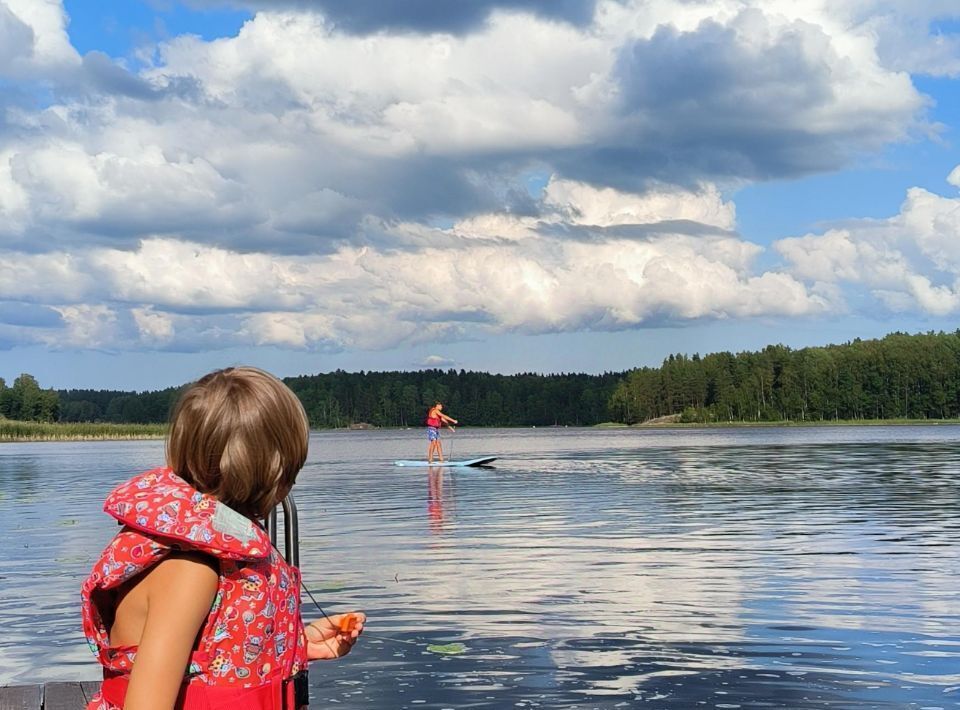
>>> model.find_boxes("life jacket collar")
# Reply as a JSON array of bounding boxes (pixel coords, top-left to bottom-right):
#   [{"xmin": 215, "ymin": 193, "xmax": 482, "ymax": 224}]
[{"xmin": 103, "ymin": 467, "xmax": 271, "ymax": 560}]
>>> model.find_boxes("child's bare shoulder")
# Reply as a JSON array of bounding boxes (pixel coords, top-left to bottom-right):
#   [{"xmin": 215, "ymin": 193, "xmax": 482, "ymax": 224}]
[{"xmin": 146, "ymin": 552, "xmax": 219, "ymax": 595}]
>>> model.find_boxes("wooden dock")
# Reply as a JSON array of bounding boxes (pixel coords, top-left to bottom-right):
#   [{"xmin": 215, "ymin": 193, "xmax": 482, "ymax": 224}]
[{"xmin": 0, "ymin": 682, "xmax": 101, "ymax": 710}]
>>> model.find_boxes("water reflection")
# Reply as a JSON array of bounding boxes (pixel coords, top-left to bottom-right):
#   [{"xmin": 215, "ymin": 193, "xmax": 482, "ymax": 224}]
[
  {"xmin": 0, "ymin": 455, "xmax": 43, "ymax": 501},
  {"xmin": 426, "ymin": 467, "xmax": 448, "ymax": 535},
  {"xmin": 1, "ymin": 428, "xmax": 959, "ymax": 709}
]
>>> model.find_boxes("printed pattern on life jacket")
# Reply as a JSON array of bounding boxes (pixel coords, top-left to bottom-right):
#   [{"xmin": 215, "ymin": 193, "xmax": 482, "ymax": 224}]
[{"xmin": 81, "ymin": 468, "xmax": 308, "ymax": 709}]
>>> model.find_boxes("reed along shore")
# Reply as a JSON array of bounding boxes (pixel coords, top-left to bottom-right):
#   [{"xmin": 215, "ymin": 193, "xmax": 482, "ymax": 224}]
[{"xmin": 0, "ymin": 420, "xmax": 166, "ymax": 442}]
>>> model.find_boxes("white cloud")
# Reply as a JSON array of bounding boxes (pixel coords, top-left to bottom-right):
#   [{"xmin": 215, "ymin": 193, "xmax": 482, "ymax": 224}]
[
  {"xmin": 0, "ymin": 180, "xmax": 833, "ymax": 352},
  {"xmin": 543, "ymin": 179, "xmax": 736, "ymax": 230},
  {"xmin": 0, "ymin": 149, "xmax": 30, "ymax": 230},
  {"xmin": 0, "ymin": 4, "xmax": 34, "ymax": 73},
  {"xmin": 947, "ymin": 165, "xmax": 960, "ymax": 188},
  {"xmin": 2, "ymin": 137, "xmax": 256, "ymax": 246},
  {"xmin": 13, "ymin": 164, "xmax": 960, "ymax": 353},
  {"xmin": 52, "ymin": 304, "xmax": 118, "ymax": 348},
  {"xmin": 0, "ymin": 249, "xmax": 93, "ymax": 301},
  {"xmin": 860, "ymin": 1, "xmax": 960, "ymax": 78},
  {"xmin": 778, "ymin": 169, "xmax": 960, "ymax": 316},
  {"xmin": 12, "ymin": 165, "xmax": 960, "ymax": 351},
  {"xmin": 419, "ymin": 355, "xmax": 457, "ymax": 368},
  {"xmin": 132, "ymin": 306, "xmax": 174, "ymax": 344},
  {"xmin": 0, "ymin": 0, "xmax": 78, "ymax": 78},
  {"xmin": 87, "ymin": 239, "xmax": 307, "ymax": 310},
  {"xmin": 0, "ymin": 0, "xmax": 958, "ymax": 354},
  {"xmin": 453, "ymin": 178, "xmax": 737, "ymax": 244},
  {"xmin": 0, "ymin": 0, "xmax": 940, "ymax": 253}
]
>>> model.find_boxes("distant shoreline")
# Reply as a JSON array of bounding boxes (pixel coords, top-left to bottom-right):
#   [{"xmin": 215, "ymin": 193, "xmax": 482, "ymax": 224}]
[
  {"xmin": 3, "ymin": 418, "xmax": 960, "ymax": 442},
  {"xmin": 595, "ymin": 418, "xmax": 960, "ymax": 429}
]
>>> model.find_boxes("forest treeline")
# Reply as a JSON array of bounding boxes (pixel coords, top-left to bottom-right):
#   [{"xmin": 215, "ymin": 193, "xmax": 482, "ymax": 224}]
[
  {"xmin": 3, "ymin": 330, "xmax": 960, "ymax": 427},
  {"xmin": 283, "ymin": 370, "xmax": 621, "ymax": 427},
  {"xmin": 610, "ymin": 331, "xmax": 960, "ymax": 423},
  {"xmin": 47, "ymin": 370, "xmax": 623, "ymax": 428}
]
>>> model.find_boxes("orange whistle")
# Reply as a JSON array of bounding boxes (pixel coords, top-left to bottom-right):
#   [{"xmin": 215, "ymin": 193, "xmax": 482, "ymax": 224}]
[{"xmin": 338, "ymin": 613, "xmax": 357, "ymax": 634}]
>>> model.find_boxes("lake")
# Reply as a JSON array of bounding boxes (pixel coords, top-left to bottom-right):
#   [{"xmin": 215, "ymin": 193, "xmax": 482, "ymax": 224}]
[{"xmin": 1, "ymin": 426, "xmax": 959, "ymax": 709}]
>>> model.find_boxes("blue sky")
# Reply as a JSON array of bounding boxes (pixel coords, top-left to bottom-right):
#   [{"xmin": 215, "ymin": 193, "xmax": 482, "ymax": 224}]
[
  {"xmin": 1, "ymin": 0, "xmax": 960, "ymax": 390},
  {"xmin": 63, "ymin": 0, "xmax": 250, "ymax": 57}
]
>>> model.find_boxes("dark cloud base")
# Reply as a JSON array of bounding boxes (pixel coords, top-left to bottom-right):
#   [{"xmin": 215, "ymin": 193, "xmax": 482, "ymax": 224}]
[
  {"xmin": 185, "ymin": 0, "xmax": 599, "ymax": 34},
  {"xmin": 0, "ymin": 302, "xmax": 64, "ymax": 328}
]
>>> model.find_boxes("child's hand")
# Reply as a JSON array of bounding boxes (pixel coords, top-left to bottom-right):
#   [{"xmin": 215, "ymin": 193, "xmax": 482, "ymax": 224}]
[{"xmin": 305, "ymin": 612, "xmax": 365, "ymax": 661}]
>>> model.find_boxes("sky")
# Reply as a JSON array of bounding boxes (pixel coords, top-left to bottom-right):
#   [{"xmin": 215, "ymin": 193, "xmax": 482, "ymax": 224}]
[{"xmin": 2, "ymin": 0, "xmax": 960, "ymax": 390}]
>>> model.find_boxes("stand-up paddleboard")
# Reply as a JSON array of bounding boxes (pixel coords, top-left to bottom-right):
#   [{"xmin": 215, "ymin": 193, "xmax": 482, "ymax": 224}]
[{"xmin": 394, "ymin": 456, "xmax": 497, "ymax": 468}]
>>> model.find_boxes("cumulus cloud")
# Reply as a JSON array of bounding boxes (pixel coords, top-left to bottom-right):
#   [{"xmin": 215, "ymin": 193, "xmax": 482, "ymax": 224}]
[
  {"xmin": 13, "ymin": 165, "xmax": 960, "ymax": 353},
  {"xmin": 54, "ymin": 304, "xmax": 119, "ymax": 349},
  {"xmin": 131, "ymin": 307, "xmax": 175, "ymax": 344},
  {"xmin": 860, "ymin": 1, "xmax": 960, "ymax": 78},
  {"xmin": 778, "ymin": 169, "xmax": 960, "ymax": 317},
  {"xmin": 0, "ymin": 178, "xmax": 836, "ymax": 352},
  {"xmin": 0, "ymin": 1, "xmax": 162, "ymax": 117},
  {"xmin": 948, "ymin": 165, "xmax": 960, "ymax": 188},
  {"xmin": 0, "ymin": 0, "xmax": 941, "ymax": 253},
  {"xmin": 418, "ymin": 355, "xmax": 458, "ymax": 368},
  {"xmin": 543, "ymin": 178, "xmax": 736, "ymax": 230},
  {"xmin": 0, "ymin": 4, "xmax": 34, "ymax": 72},
  {"xmin": 0, "ymin": 0, "xmax": 78, "ymax": 79},
  {"xmin": 560, "ymin": 7, "xmax": 924, "ymax": 187},
  {"xmin": 0, "ymin": 0, "xmax": 958, "ymax": 354},
  {"xmin": 452, "ymin": 178, "xmax": 738, "ymax": 249},
  {"xmin": 1, "ymin": 139, "xmax": 256, "ymax": 250},
  {"xmin": 183, "ymin": 0, "xmax": 599, "ymax": 34},
  {"xmin": 6, "ymin": 167, "xmax": 960, "ymax": 354}
]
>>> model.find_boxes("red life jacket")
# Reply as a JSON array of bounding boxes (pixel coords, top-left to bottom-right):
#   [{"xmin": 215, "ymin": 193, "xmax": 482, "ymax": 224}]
[
  {"xmin": 425, "ymin": 410, "xmax": 441, "ymax": 428},
  {"xmin": 81, "ymin": 468, "xmax": 309, "ymax": 710}
]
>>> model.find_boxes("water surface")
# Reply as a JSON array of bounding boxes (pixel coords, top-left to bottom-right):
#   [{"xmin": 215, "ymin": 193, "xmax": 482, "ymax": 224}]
[{"xmin": 1, "ymin": 426, "xmax": 959, "ymax": 708}]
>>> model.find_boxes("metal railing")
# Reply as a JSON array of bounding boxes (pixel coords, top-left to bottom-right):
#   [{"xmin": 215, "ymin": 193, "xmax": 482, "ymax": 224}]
[{"xmin": 264, "ymin": 494, "xmax": 300, "ymax": 567}]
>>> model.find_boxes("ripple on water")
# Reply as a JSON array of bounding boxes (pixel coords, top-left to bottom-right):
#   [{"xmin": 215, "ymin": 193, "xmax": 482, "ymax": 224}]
[{"xmin": 1, "ymin": 428, "xmax": 959, "ymax": 708}]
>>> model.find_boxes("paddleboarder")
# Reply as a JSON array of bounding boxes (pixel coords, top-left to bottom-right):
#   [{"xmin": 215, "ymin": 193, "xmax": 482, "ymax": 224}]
[{"xmin": 426, "ymin": 402, "xmax": 458, "ymax": 464}]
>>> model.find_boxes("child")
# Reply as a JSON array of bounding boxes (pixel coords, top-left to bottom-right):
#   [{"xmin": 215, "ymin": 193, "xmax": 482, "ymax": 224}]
[
  {"xmin": 425, "ymin": 402, "xmax": 458, "ymax": 463},
  {"xmin": 81, "ymin": 367, "xmax": 363, "ymax": 709}
]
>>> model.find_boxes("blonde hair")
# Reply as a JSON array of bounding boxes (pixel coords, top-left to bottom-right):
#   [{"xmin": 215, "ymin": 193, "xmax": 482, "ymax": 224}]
[{"xmin": 166, "ymin": 367, "xmax": 309, "ymax": 520}]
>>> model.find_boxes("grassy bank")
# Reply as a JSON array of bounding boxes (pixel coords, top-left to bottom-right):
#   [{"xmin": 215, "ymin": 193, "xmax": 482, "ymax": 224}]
[{"xmin": 0, "ymin": 420, "xmax": 167, "ymax": 442}]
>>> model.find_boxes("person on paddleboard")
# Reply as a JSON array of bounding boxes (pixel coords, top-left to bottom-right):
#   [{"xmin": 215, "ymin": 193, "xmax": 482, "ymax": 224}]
[{"xmin": 426, "ymin": 402, "xmax": 458, "ymax": 464}]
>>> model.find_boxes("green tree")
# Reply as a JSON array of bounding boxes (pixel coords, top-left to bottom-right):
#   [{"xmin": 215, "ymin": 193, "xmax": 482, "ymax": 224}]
[{"xmin": 12, "ymin": 374, "xmax": 42, "ymax": 421}]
